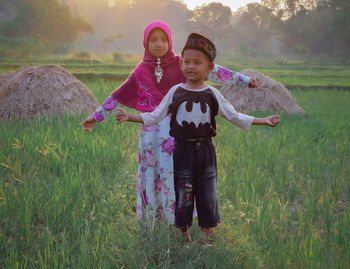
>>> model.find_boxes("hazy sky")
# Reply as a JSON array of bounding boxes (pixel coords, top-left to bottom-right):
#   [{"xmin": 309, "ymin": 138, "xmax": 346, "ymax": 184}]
[{"xmin": 182, "ymin": 0, "xmax": 261, "ymax": 11}]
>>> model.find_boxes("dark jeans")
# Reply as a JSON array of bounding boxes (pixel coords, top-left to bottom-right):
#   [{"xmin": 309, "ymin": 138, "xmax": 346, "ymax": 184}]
[{"xmin": 173, "ymin": 139, "xmax": 220, "ymax": 228}]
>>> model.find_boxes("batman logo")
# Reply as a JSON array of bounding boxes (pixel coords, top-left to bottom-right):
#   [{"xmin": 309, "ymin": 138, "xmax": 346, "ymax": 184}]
[{"xmin": 176, "ymin": 101, "xmax": 210, "ymax": 127}]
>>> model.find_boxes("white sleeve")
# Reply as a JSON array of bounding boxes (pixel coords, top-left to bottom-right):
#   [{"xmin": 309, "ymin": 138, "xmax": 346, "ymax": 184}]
[
  {"xmin": 210, "ymin": 86, "xmax": 254, "ymax": 130},
  {"xmin": 141, "ymin": 86, "xmax": 176, "ymax": 127}
]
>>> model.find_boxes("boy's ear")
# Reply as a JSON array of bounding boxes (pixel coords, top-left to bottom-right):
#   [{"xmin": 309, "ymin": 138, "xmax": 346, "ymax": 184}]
[
  {"xmin": 209, "ymin": 62, "xmax": 214, "ymax": 71},
  {"xmin": 180, "ymin": 57, "xmax": 183, "ymax": 69}
]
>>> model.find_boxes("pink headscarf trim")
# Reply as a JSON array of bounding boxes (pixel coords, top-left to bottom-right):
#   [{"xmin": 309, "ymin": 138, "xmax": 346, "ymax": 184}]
[{"xmin": 110, "ymin": 20, "xmax": 185, "ymax": 112}]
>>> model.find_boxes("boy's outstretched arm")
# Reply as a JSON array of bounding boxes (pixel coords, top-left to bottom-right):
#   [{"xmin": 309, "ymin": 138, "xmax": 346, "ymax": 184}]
[
  {"xmin": 252, "ymin": 115, "xmax": 280, "ymax": 127},
  {"xmin": 116, "ymin": 108, "xmax": 144, "ymax": 124}
]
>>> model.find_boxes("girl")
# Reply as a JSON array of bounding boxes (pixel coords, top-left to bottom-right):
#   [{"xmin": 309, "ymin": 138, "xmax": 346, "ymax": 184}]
[{"xmin": 82, "ymin": 20, "xmax": 257, "ymax": 224}]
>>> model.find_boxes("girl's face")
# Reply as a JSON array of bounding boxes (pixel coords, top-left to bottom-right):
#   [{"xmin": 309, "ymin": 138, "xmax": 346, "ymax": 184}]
[{"xmin": 147, "ymin": 28, "xmax": 169, "ymax": 58}]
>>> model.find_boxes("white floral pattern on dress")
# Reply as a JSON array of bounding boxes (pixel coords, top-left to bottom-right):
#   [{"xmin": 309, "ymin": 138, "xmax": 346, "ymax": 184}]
[{"xmin": 137, "ymin": 115, "xmax": 176, "ymax": 224}]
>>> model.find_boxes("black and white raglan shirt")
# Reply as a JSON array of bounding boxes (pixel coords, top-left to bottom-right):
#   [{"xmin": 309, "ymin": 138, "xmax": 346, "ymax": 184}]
[{"xmin": 141, "ymin": 83, "xmax": 254, "ymax": 140}]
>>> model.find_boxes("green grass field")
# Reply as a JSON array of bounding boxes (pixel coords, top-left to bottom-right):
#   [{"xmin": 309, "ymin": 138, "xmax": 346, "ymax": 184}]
[
  {"xmin": 1, "ymin": 56, "xmax": 350, "ymax": 87},
  {"xmin": 0, "ymin": 58, "xmax": 350, "ymax": 268}
]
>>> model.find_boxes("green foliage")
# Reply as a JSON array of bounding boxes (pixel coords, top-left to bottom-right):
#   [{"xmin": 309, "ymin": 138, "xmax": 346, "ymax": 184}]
[
  {"xmin": 187, "ymin": 2, "xmax": 232, "ymax": 41},
  {"xmin": 326, "ymin": 0, "xmax": 350, "ymax": 54},
  {"xmin": 237, "ymin": 0, "xmax": 350, "ymax": 57},
  {"xmin": 0, "ymin": 35, "xmax": 51, "ymax": 58},
  {"xmin": 112, "ymin": 51, "xmax": 125, "ymax": 63},
  {"xmin": 0, "ymin": 0, "xmax": 92, "ymax": 56},
  {"xmin": 1, "ymin": 0, "xmax": 348, "ymax": 59},
  {"xmin": 72, "ymin": 50, "xmax": 91, "ymax": 59},
  {"xmin": 293, "ymin": 45, "xmax": 310, "ymax": 56},
  {"xmin": 234, "ymin": 43, "xmax": 258, "ymax": 58}
]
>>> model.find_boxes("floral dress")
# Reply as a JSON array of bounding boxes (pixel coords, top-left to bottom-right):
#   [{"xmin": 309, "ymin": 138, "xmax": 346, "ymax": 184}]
[{"xmin": 93, "ymin": 65, "xmax": 250, "ymax": 224}]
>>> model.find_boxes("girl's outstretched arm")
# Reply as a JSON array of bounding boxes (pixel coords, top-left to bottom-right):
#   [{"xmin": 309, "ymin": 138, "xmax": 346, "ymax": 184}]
[
  {"xmin": 116, "ymin": 108, "xmax": 143, "ymax": 124},
  {"xmin": 81, "ymin": 114, "xmax": 97, "ymax": 131},
  {"xmin": 81, "ymin": 95, "xmax": 123, "ymax": 132},
  {"xmin": 207, "ymin": 63, "xmax": 257, "ymax": 88},
  {"xmin": 81, "ymin": 74, "xmax": 138, "ymax": 131}
]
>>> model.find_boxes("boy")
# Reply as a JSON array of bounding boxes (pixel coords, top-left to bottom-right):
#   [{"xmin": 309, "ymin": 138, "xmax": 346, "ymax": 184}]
[{"xmin": 117, "ymin": 33, "xmax": 280, "ymax": 246}]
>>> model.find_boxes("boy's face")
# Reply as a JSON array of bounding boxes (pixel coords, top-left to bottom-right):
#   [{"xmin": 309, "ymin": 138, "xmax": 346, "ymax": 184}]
[
  {"xmin": 180, "ymin": 49, "xmax": 214, "ymax": 84},
  {"xmin": 147, "ymin": 28, "xmax": 169, "ymax": 58}
]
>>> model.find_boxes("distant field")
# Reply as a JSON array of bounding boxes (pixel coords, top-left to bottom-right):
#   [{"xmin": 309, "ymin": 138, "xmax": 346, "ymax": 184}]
[
  {"xmin": 1, "ymin": 57, "xmax": 349, "ymax": 267},
  {"xmin": 221, "ymin": 60, "xmax": 350, "ymax": 87},
  {"xmin": 253, "ymin": 66, "xmax": 350, "ymax": 87},
  {"xmin": 1, "ymin": 57, "xmax": 350, "ymax": 88}
]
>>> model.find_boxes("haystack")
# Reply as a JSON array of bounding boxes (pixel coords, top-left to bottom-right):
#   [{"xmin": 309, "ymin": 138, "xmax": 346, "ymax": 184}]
[
  {"xmin": 0, "ymin": 65, "xmax": 99, "ymax": 121},
  {"xmin": 0, "ymin": 73, "xmax": 13, "ymax": 90},
  {"xmin": 221, "ymin": 69, "xmax": 305, "ymax": 114}
]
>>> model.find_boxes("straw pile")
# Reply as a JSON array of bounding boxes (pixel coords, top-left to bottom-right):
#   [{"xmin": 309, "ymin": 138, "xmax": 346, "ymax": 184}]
[
  {"xmin": 221, "ymin": 69, "xmax": 305, "ymax": 114},
  {"xmin": 0, "ymin": 73, "xmax": 13, "ymax": 90},
  {"xmin": 0, "ymin": 65, "xmax": 99, "ymax": 121}
]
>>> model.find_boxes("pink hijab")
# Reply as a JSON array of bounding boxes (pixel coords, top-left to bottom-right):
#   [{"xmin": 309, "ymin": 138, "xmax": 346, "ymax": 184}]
[{"xmin": 111, "ymin": 20, "xmax": 185, "ymax": 112}]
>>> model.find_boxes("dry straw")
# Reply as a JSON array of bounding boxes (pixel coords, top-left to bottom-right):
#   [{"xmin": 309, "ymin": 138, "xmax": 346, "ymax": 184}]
[
  {"xmin": 221, "ymin": 69, "xmax": 305, "ymax": 114},
  {"xmin": 0, "ymin": 65, "xmax": 99, "ymax": 121}
]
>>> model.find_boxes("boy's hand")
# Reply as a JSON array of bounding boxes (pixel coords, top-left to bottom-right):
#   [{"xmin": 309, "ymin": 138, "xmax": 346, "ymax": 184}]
[
  {"xmin": 116, "ymin": 108, "xmax": 129, "ymax": 123},
  {"xmin": 81, "ymin": 114, "xmax": 97, "ymax": 131},
  {"xmin": 265, "ymin": 115, "xmax": 280, "ymax": 127},
  {"xmin": 248, "ymin": 78, "xmax": 258, "ymax": 88}
]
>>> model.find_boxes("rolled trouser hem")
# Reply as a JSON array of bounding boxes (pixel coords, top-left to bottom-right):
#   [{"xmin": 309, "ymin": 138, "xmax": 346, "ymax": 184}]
[
  {"xmin": 175, "ymin": 223, "xmax": 193, "ymax": 229},
  {"xmin": 199, "ymin": 224, "xmax": 218, "ymax": 228},
  {"xmin": 199, "ymin": 219, "xmax": 220, "ymax": 228}
]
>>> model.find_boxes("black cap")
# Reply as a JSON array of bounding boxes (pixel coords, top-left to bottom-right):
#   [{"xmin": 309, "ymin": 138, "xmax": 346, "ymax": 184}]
[{"xmin": 181, "ymin": 33, "xmax": 216, "ymax": 61}]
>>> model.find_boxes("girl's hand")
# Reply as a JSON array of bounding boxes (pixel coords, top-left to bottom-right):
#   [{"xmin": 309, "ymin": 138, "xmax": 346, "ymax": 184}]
[
  {"xmin": 248, "ymin": 78, "xmax": 258, "ymax": 88},
  {"xmin": 81, "ymin": 114, "xmax": 97, "ymax": 131},
  {"xmin": 116, "ymin": 108, "xmax": 129, "ymax": 123},
  {"xmin": 265, "ymin": 115, "xmax": 280, "ymax": 127}
]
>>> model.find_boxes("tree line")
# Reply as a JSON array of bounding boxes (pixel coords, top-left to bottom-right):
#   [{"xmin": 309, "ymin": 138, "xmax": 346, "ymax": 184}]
[{"xmin": 0, "ymin": 0, "xmax": 349, "ymax": 59}]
